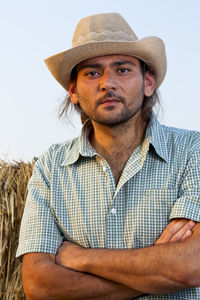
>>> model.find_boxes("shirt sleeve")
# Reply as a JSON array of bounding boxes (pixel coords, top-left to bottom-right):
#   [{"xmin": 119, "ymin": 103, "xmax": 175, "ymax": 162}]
[
  {"xmin": 170, "ymin": 131, "xmax": 200, "ymax": 222},
  {"xmin": 16, "ymin": 146, "xmax": 63, "ymax": 258}
]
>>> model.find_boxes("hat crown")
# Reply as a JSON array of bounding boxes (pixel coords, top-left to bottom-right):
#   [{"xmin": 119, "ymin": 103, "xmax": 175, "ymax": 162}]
[
  {"xmin": 72, "ymin": 13, "xmax": 138, "ymax": 47},
  {"xmin": 45, "ymin": 12, "xmax": 167, "ymax": 90}
]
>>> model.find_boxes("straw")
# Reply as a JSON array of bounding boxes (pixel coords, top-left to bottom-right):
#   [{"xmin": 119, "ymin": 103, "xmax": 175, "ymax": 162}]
[{"xmin": 0, "ymin": 159, "xmax": 35, "ymax": 299}]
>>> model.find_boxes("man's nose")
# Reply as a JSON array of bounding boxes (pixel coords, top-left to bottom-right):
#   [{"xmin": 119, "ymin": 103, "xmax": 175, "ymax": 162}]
[{"xmin": 99, "ymin": 69, "xmax": 117, "ymax": 91}]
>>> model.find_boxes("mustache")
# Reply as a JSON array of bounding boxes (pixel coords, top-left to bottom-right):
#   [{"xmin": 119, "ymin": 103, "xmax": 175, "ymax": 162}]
[{"xmin": 96, "ymin": 92, "xmax": 124, "ymax": 106}]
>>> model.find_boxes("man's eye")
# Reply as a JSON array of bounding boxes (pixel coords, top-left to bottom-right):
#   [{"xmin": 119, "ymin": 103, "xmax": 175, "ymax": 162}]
[
  {"xmin": 85, "ymin": 71, "xmax": 99, "ymax": 77},
  {"xmin": 118, "ymin": 68, "xmax": 130, "ymax": 73}
]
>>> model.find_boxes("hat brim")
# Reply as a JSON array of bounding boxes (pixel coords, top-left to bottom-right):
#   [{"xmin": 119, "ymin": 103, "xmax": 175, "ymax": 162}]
[{"xmin": 44, "ymin": 36, "xmax": 166, "ymax": 90}]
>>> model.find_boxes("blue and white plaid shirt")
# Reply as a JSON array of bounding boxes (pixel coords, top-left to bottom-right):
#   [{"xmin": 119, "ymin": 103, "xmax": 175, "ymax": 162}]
[{"xmin": 17, "ymin": 112, "xmax": 200, "ymax": 299}]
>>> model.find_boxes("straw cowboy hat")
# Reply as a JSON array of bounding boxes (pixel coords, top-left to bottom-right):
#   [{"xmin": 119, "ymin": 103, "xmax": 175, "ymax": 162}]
[{"xmin": 45, "ymin": 13, "xmax": 167, "ymax": 90}]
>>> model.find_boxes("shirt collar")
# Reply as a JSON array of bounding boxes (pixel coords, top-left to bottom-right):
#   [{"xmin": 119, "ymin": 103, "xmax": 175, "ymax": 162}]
[
  {"xmin": 145, "ymin": 112, "xmax": 169, "ymax": 162},
  {"xmin": 61, "ymin": 112, "xmax": 169, "ymax": 166},
  {"xmin": 60, "ymin": 120, "xmax": 97, "ymax": 166}
]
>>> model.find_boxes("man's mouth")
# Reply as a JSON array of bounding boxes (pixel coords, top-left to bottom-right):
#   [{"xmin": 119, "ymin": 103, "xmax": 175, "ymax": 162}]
[
  {"xmin": 95, "ymin": 93, "xmax": 124, "ymax": 109},
  {"xmin": 98, "ymin": 93, "xmax": 123, "ymax": 104},
  {"xmin": 101, "ymin": 98, "xmax": 121, "ymax": 104}
]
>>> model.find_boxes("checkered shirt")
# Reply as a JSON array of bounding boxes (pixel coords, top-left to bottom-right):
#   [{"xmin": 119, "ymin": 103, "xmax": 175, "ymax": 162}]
[{"xmin": 17, "ymin": 113, "xmax": 200, "ymax": 299}]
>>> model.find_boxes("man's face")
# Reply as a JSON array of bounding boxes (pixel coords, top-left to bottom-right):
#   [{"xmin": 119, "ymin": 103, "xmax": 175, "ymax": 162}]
[{"xmin": 69, "ymin": 55, "xmax": 155, "ymax": 126}]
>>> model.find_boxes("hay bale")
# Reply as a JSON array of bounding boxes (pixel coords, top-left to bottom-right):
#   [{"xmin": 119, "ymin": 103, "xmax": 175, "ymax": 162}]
[{"xmin": 0, "ymin": 159, "xmax": 35, "ymax": 299}]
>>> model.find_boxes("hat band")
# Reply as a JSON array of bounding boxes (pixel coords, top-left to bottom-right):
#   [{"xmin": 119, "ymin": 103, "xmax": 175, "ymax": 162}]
[{"xmin": 73, "ymin": 30, "xmax": 138, "ymax": 46}]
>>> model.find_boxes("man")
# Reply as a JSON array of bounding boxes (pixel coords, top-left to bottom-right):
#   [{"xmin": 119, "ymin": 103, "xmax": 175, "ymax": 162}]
[{"xmin": 16, "ymin": 13, "xmax": 200, "ymax": 299}]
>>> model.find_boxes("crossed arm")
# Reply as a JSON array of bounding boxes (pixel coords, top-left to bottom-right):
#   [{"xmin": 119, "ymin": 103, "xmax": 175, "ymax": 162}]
[
  {"xmin": 22, "ymin": 219, "xmax": 199, "ymax": 300},
  {"xmin": 55, "ymin": 221, "xmax": 200, "ymax": 294}
]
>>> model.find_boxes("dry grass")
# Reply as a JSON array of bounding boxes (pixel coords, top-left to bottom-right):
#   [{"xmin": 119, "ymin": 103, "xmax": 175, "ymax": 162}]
[{"xmin": 0, "ymin": 159, "xmax": 35, "ymax": 299}]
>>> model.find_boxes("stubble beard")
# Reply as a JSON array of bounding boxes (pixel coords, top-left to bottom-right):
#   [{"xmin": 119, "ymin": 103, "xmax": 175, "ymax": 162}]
[{"xmin": 77, "ymin": 88, "xmax": 145, "ymax": 127}]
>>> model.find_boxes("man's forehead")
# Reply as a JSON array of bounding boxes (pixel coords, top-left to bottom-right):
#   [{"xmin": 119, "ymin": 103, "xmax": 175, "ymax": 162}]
[{"xmin": 77, "ymin": 54, "xmax": 141, "ymax": 69}]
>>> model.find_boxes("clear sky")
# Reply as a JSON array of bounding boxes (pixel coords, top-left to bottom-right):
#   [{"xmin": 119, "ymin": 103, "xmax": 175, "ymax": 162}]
[{"xmin": 1, "ymin": 0, "xmax": 200, "ymax": 162}]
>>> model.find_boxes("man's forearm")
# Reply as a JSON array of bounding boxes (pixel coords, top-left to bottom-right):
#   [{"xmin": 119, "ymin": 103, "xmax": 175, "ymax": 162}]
[
  {"xmin": 22, "ymin": 253, "xmax": 142, "ymax": 300},
  {"xmin": 57, "ymin": 222, "xmax": 200, "ymax": 294},
  {"xmin": 80, "ymin": 243, "xmax": 187, "ymax": 294}
]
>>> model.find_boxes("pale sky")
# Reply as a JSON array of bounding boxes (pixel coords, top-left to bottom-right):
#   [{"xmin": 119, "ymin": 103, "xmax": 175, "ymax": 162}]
[{"xmin": 1, "ymin": 0, "xmax": 200, "ymax": 162}]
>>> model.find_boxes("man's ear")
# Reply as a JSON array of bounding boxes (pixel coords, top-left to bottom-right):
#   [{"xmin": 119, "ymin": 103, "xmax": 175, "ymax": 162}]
[
  {"xmin": 144, "ymin": 71, "xmax": 156, "ymax": 97},
  {"xmin": 69, "ymin": 83, "xmax": 79, "ymax": 104}
]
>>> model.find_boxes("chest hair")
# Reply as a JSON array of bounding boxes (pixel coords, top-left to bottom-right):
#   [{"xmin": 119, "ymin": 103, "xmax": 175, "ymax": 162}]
[{"xmin": 104, "ymin": 147, "xmax": 135, "ymax": 185}]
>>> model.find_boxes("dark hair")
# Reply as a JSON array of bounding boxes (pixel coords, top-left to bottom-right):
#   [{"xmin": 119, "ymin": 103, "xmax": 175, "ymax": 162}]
[
  {"xmin": 58, "ymin": 60, "xmax": 160, "ymax": 123},
  {"xmin": 139, "ymin": 60, "xmax": 161, "ymax": 122}
]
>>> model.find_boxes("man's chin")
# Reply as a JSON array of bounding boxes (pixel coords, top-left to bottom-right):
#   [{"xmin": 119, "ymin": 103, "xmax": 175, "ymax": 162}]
[{"xmin": 92, "ymin": 117, "xmax": 132, "ymax": 127}]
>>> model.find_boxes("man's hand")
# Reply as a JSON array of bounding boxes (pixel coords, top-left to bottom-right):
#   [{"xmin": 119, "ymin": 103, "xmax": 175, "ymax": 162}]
[
  {"xmin": 155, "ymin": 219, "xmax": 196, "ymax": 245},
  {"xmin": 56, "ymin": 241, "xmax": 85, "ymax": 271}
]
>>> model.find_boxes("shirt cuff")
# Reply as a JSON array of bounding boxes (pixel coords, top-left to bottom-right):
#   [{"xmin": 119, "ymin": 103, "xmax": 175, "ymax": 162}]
[{"xmin": 170, "ymin": 196, "xmax": 200, "ymax": 222}]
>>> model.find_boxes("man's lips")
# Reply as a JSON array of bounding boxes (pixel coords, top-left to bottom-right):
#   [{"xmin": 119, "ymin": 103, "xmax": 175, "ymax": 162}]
[
  {"xmin": 96, "ymin": 93, "xmax": 124, "ymax": 109},
  {"xmin": 100, "ymin": 98, "xmax": 122, "ymax": 105}
]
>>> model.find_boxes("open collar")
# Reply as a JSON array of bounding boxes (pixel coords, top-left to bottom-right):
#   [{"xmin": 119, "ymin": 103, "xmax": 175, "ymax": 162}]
[{"xmin": 61, "ymin": 112, "xmax": 169, "ymax": 166}]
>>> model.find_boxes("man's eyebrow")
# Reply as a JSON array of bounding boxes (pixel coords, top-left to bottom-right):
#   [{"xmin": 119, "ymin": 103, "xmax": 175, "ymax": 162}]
[
  {"xmin": 78, "ymin": 60, "xmax": 136, "ymax": 72},
  {"xmin": 111, "ymin": 60, "xmax": 136, "ymax": 67},
  {"xmin": 77, "ymin": 63, "xmax": 102, "ymax": 71}
]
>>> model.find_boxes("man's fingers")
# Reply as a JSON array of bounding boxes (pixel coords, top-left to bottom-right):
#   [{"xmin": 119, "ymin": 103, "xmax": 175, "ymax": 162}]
[
  {"xmin": 169, "ymin": 221, "xmax": 195, "ymax": 243},
  {"xmin": 180, "ymin": 229, "xmax": 193, "ymax": 242},
  {"xmin": 155, "ymin": 219, "xmax": 195, "ymax": 245},
  {"xmin": 155, "ymin": 219, "xmax": 187, "ymax": 245}
]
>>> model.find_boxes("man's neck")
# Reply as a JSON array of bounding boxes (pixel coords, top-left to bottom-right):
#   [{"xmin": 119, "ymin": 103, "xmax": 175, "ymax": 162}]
[{"xmin": 89, "ymin": 111, "xmax": 148, "ymax": 183}]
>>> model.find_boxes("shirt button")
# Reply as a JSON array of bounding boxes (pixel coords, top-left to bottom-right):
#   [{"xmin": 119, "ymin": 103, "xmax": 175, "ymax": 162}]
[
  {"xmin": 103, "ymin": 166, "xmax": 107, "ymax": 172},
  {"xmin": 111, "ymin": 208, "xmax": 117, "ymax": 215}
]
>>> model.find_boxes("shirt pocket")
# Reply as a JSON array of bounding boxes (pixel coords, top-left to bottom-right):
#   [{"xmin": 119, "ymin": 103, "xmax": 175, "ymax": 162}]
[{"xmin": 134, "ymin": 188, "xmax": 178, "ymax": 247}]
